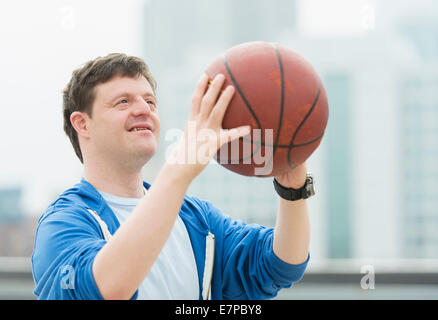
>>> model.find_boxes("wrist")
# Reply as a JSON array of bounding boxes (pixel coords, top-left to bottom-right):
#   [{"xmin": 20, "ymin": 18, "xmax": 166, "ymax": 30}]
[
  {"xmin": 273, "ymin": 173, "xmax": 315, "ymax": 201},
  {"xmin": 274, "ymin": 163, "xmax": 307, "ymax": 189},
  {"xmin": 160, "ymin": 162, "xmax": 196, "ymax": 186},
  {"xmin": 282, "ymin": 176, "xmax": 307, "ymax": 189}
]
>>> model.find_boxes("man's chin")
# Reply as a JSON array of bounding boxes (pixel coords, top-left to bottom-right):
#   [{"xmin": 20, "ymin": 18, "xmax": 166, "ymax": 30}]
[{"xmin": 131, "ymin": 147, "xmax": 157, "ymax": 163}]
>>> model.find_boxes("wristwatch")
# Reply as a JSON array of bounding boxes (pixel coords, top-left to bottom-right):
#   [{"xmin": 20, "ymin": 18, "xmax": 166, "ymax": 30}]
[{"xmin": 273, "ymin": 173, "xmax": 315, "ymax": 201}]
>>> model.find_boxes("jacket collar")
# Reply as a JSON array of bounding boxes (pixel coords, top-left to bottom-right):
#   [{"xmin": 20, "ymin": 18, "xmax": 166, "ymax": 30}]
[{"xmin": 70, "ymin": 178, "xmax": 151, "ymax": 234}]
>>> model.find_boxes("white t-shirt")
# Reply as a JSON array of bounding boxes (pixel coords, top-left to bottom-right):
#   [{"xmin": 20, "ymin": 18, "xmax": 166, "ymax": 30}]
[{"xmin": 97, "ymin": 188, "xmax": 199, "ymax": 300}]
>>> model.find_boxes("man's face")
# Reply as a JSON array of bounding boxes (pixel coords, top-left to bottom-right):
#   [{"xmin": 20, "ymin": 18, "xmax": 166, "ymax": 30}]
[{"xmin": 87, "ymin": 75, "xmax": 160, "ymax": 166}]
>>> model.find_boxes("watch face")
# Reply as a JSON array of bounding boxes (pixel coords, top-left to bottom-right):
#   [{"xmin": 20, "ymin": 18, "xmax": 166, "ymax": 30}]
[{"xmin": 304, "ymin": 174, "xmax": 315, "ymax": 198}]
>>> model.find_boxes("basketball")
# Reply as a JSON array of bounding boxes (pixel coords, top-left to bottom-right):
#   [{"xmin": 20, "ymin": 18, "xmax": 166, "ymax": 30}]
[{"xmin": 205, "ymin": 41, "xmax": 329, "ymax": 177}]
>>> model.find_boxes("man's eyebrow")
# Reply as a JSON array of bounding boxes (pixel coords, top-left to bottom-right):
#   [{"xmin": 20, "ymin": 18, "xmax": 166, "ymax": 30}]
[
  {"xmin": 108, "ymin": 91, "xmax": 156, "ymax": 103},
  {"xmin": 142, "ymin": 92, "xmax": 157, "ymax": 100}
]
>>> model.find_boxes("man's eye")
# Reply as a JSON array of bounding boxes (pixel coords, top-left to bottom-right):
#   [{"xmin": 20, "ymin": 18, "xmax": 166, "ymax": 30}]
[
  {"xmin": 146, "ymin": 100, "xmax": 156, "ymax": 107},
  {"xmin": 119, "ymin": 99, "xmax": 128, "ymax": 104}
]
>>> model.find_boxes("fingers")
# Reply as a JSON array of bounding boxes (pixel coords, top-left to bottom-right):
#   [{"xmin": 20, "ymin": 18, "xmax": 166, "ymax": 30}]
[
  {"xmin": 199, "ymin": 73, "xmax": 226, "ymax": 121},
  {"xmin": 189, "ymin": 73, "xmax": 209, "ymax": 120},
  {"xmin": 209, "ymin": 85, "xmax": 235, "ymax": 125},
  {"xmin": 190, "ymin": 72, "xmax": 245, "ymax": 145},
  {"xmin": 219, "ymin": 125, "xmax": 251, "ymax": 147}
]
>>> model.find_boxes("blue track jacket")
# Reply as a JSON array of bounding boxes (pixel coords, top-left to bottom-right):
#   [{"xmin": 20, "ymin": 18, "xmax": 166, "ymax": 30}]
[{"xmin": 32, "ymin": 179, "xmax": 309, "ymax": 300}]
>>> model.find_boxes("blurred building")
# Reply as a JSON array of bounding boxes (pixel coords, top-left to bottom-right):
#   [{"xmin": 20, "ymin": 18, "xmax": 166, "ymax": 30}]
[
  {"xmin": 0, "ymin": 188, "xmax": 23, "ymax": 222},
  {"xmin": 399, "ymin": 65, "xmax": 438, "ymax": 259},
  {"xmin": 382, "ymin": 0, "xmax": 438, "ymax": 259},
  {"xmin": 0, "ymin": 187, "xmax": 37, "ymax": 256},
  {"xmin": 0, "ymin": 218, "xmax": 37, "ymax": 257}
]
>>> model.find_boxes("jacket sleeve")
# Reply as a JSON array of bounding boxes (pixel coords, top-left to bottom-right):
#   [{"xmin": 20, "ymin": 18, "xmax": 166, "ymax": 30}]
[
  {"xmin": 31, "ymin": 206, "xmax": 138, "ymax": 300},
  {"xmin": 204, "ymin": 200, "xmax": 309, "ymax": 300}
]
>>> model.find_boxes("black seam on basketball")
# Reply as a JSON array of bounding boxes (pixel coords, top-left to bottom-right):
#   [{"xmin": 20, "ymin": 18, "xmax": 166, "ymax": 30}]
[
  {"xmin": 287, "ymin": 79, "xmax": 322, "ymax": 168},
  {"xmin": 250, "ymin": 131, "xmax": 324, "ymax": 148},
  {"xmin": 272, "ymin": 44, "xmax": 285, "ymax": 160},
  {"xmin": 255, "ymin": 43, "xmax": 285, "ymax": 176},
  {"xmin": 291, "ymin": 132, "xmax": 324, "ymax": 147},
  {"xmin": 252, "ymin": 131, "xmax": 324, "ymax": 176},
  {"xmin": 248, "ymin": 44, "xmax": 285, "ymax": 176},
  {"xmin": 222, "ymin": 55, "xmax": 262, "ymax": 162}
]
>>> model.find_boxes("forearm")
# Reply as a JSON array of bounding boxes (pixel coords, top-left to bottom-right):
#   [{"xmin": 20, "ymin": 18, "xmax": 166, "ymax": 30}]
[
  {"xmin": 92, "ymin": 163, "xmax": 192, "ymax": 300},
  {"xmin": 273, "ymin": 197, "xmax": 310, "ymax": 265}
]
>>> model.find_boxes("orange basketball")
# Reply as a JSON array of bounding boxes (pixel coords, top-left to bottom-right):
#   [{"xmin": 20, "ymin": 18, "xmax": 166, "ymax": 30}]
[{"xmin": 205, "ymin": 41, "xmax": 329, "ymax": 177}]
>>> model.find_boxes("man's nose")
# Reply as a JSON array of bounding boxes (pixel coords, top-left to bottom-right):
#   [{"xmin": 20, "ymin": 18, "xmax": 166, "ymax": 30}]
[{"xmin": 131, "ymin": 96, "xmax": 152, "ymax": 116}]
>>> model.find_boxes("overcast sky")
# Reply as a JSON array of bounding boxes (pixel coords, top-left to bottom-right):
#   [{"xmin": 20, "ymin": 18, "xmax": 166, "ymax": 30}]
[{"xmin": 0, "ymin": 0, "xmax": 143, "ymax": 214}]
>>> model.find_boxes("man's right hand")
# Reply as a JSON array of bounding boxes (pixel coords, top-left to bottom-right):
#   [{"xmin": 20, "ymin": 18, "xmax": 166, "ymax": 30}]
[{"xmin": 167, "ymin": 73, "xmax": 251, "ymax": 181}]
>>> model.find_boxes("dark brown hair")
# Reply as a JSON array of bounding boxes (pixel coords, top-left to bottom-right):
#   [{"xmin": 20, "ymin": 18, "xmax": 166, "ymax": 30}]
[{"xmin": 62, "ymin": 53, "xmax": 157, "ymax": 163}]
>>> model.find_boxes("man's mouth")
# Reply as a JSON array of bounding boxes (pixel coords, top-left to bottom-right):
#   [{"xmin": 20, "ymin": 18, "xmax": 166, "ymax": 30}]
[
  {"xmin": 130, "ymin": 127, "xmax": 151, "ymax": 132},
  {"xmin": 128, "ymin": 122, "xmax": 153, "ymax": 133}
]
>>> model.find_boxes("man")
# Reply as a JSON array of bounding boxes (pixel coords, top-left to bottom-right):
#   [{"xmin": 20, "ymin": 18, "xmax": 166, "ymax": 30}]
[{"xmin": 32, "ymin": 53, "xmax": 311, "ymax": 300}]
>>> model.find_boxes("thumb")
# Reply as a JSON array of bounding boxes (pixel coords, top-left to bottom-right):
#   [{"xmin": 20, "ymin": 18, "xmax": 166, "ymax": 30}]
[{"xmin": 219, "ymin": 125, "xmax": 251, "ymax": 147}]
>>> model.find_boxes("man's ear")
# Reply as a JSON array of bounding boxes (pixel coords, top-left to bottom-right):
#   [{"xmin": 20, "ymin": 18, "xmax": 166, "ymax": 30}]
[{"xmin": 70, "ymin": 111, "xmax": 91, "ymax": 139}]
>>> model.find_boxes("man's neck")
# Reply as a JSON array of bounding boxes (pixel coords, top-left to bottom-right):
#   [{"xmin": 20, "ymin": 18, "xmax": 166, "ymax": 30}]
[{"xmin": 83, "ymin": 158, "xmax": 145, "ymax": 199}]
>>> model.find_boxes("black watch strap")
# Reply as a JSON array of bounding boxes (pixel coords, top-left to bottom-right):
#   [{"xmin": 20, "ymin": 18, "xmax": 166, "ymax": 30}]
[{"xmin": 273, "ymin": 174, "xmax": 315, "ymax": 201}]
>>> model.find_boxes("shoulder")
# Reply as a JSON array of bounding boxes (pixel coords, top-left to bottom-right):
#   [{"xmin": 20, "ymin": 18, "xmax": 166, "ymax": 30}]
[
  {"xmin": 37, "ymin": 197, "xmax": 97, "ymax": 229},
  {"xmin": 37, "ymin": 180, "xmax": 106, "ymax": 230},
  {"xmin": 34, "ymin": 190, "xmax": 106, "ymax": 249},
  {"xmin": 32, "ymin": 194, "xmax": 106, "ymax": 286}
]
